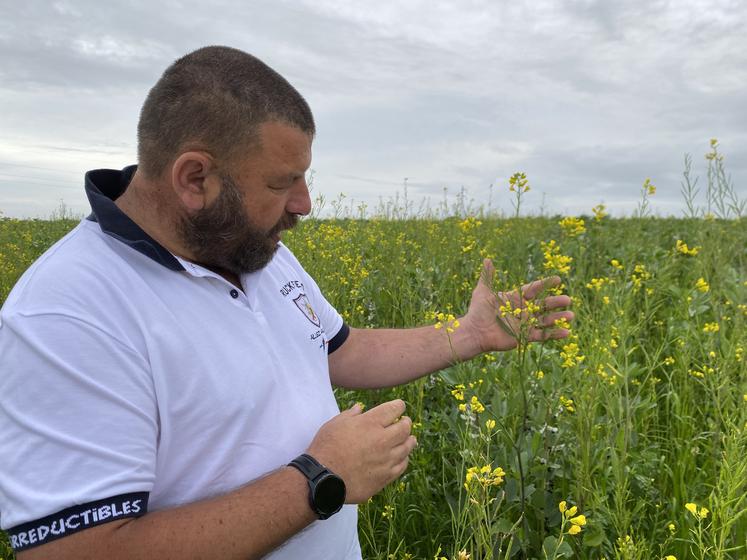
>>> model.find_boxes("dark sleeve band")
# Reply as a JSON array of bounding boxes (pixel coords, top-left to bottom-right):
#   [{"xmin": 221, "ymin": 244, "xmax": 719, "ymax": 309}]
[
  {"xmin": 7, "ymin": 492, "xmax": 149, "ymax": 552},
  {"xmin": 327, "ymin": 323, "xmax": 350, "ymax": 354}
]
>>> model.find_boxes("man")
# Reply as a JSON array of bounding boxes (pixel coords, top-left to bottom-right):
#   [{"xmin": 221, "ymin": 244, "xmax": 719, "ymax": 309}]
[{"xmin": 0, "ymin": 46, "xmax": 573, "ymax": 559}]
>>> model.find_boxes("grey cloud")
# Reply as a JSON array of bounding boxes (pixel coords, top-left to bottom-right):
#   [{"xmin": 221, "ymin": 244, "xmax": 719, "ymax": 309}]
[{"xmin": 1, "ymin": 0, "xmax": 745, "ymax": 217}]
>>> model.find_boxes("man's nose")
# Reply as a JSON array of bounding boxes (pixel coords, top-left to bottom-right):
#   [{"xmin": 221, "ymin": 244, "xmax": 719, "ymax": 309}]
[{"xmin": 286, "ymin": 178, "xmax": 312, "ymax": 217}]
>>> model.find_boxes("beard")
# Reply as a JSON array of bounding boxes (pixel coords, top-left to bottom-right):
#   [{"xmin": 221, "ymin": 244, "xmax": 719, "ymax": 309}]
[{"xmin": 177, "ymin": 174, "xmax": 299, "ymax": 275}]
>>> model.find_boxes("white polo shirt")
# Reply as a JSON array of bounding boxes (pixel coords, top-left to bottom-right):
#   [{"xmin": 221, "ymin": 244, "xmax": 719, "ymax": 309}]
[{"xmin": 0, "ymin": 166, "xmax": 361, "ymax": 558}]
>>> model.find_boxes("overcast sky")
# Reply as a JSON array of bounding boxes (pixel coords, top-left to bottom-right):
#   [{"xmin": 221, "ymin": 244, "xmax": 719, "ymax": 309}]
[{"xmin": 1, "ymin": 0, "xmax": 745, "ymax": 218}]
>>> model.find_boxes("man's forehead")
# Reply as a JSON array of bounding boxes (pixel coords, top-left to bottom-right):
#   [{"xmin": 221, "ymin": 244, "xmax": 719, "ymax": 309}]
[{"xmin": 254, "ymin": 121, "xmax": 312, "ymax": 171}]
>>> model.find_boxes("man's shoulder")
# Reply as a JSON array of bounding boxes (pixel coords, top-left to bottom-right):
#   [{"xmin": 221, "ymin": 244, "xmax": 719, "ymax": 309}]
[{"xmin": 2, "ymin": 220, "xmax": 140, "ymax": 317}]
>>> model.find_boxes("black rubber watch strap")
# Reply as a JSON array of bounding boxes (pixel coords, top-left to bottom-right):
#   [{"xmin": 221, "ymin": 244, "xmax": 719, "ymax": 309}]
[
  {"xmin": 288, "ymin": 453, "xmax": 345, "ymax": 520},
  {"xmin": 288, "ymin": 453, "xmax": 327, "ymax": 482}
]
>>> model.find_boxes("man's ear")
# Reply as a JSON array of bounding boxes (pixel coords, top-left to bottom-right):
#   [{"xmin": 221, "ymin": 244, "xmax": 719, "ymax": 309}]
[{"xmin": 170, "ymin": 152, "xmax": 220, "ymax": 212}]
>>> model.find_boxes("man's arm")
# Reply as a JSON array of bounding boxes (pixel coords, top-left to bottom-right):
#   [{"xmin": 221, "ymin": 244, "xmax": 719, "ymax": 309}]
[
  {"xmin": 17, "ymin": 401, "xmax": 416, "ymax": 560},
  {"xmin": 18, "ymin": 467, "xmax": 315, "ymax": 560},
  {"xmin": 329, "ymin": 259, "xmax": 574, "ymax": 389},
  {"xmin": 328, "ymin": 323, "xmax": 479, "ymax": 389}
]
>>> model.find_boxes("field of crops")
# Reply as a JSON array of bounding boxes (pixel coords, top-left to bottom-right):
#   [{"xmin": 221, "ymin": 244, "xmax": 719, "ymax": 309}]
[{"xmin": 1, "ymin": 204, "xmax": 746, "ymax": 558}]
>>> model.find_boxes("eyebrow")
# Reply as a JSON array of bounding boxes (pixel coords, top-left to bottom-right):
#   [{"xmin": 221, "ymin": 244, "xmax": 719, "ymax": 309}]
[{"xmin": 273, "ymin": 173, "xmax": 302, "ymax": 185}]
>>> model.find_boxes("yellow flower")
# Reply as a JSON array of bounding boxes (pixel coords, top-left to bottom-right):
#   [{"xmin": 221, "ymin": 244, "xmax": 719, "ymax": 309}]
[
  {"xmin": 592, "ymin": 203, "xmax": 607, "ymax": 221},
  {"xmin": 586, "ymin": 276, "xmax": 611, "ymax": 291},
  {"xmin": 559, "ymin": 501, "xmax": 567, "ymax": 513},
  {"xmin": 565, "ymin": 505, "xmax": 578, "ymax": 517},
  {"xmin": 675, "ymin": 239, "xmax": 700, "ymax": 256},
  {"xmin": 702, "ymin": 322, "xmax": 719, "ymax": 333},
  {"xmin": 685, "ymin": 502, "xmax": 709, "ymax": 519},
  {"xmin": 485, "ymin": 419, "xmax": 496, "ymax": 431},
  {"xmin": 434, "ymin": 311, "xmax": 460, "ymax": 333},
  {"xmin": 610, "ymin": 259, "xmax": 623, "ymax": 270},
  {"xmin": 509, "ymin": 172, "xmax": 530, "ymax": 193},
  {"xmin": 643, "ymin": 178, "xmax": 656, "ymax": 195},
  {"xmin": 668, "ymin": 522, "xmax": 676, "ymax": 533},
  {"xmin": 541, "ymin": 240, "xmax": 573, "ymax": 275},
  {"xmin": 464, "ymin": 465, "xmax": 505, "ymax": 491},
  {"xmin": 559, "ymin": 395, "xmax": 576, "ymax": 413},
  {"xmin": 499, "ymin": 299, "xmax": 522, "ymax": 318},
  {"xmin": 664, "ymin": 356, "xmax": 675, "ymax": 366},
  {"xmin": 469, "ymin": 395, "xmax": 485, "ymax": 414},
  {"xmin": 630, "ymin": 263, "xmax": 651, "ymax": 292},
  {"xmin": 665, "ymin": 556, "xmax": 677, "ymax": 560},
  {"xmin": 695, "ymin": 277, "xmax": 710, "ymax": 293},
  {"xmin": 560, "ymin": 339, "xmax": 585, "ymax": 369},
  {"xmin": 457, "ymin": 216, "xmax": 482, "ymax": 232},
  {"xmin": 568, "ymin": 525, "xmax": 582, "ymax": 535},
  {"xmin": 457, "ymin": 550, "xmax": 471, "ymax": 560},
  {"xmin": 570, "ymin": 514, "xmax": 586, "ymax": 526},
  {"xmin": 559, "ymin": 216, "xmax": 586, "ymax": 237}
]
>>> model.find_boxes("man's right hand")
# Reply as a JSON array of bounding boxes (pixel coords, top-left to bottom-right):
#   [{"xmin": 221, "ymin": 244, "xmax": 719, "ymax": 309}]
[{"xmin": 305, "ymin": 399, "xmax": 417, "ymax": 503}]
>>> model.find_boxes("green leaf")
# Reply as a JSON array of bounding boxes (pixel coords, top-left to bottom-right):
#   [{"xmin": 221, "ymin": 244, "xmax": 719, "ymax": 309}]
[
  {"xmin": 542, "ymin": 536, "xmax": 558, "ymax": 558},
  {"xmin": 495, "ymin": 516, "xmax": 516, "ymax": 534},
  {"xmin": 582, "ymin": 524, "xmax": 604, "ymax": 547},
  {"xmin": 556, "ymin": 541, "xmax": 573, "ymax": 557}
]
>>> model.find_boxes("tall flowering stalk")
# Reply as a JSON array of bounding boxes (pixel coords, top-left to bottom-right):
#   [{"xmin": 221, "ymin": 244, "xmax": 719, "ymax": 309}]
[
  {"xmin": 509, "ymin": 172, "xmax": 530, "ymax": 218},
  {"xmin": 491, "ymin": 269, "xmax": 561, "ymax": 547},
  {"xmin": 635, "ymin": 178, "xmax": 656, "ymax": 217}
]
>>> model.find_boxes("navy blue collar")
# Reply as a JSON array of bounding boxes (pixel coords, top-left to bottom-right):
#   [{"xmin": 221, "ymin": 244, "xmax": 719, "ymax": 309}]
[{"xmin": 85, "ymin": 165, "xmax": 185, "ymax": 272}]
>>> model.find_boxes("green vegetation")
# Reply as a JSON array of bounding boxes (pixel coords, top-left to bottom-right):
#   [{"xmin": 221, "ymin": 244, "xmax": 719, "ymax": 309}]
[
  {"xmin": 1, "ymin": 141, "xmax": 745, "ymax": 558},
  {"xmin": 2, "ymin": 211, "xmax": 745, "ymax": 559}
]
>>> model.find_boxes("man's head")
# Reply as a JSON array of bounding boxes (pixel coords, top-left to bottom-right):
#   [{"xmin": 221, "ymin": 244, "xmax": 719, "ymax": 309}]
[
  {"xmin": 137, "ymin": 45, "xmax": 315, "ymax": 179},
  {"xmin": 136, "ymin": 47, "xmax": 314, "ymax": 275}
]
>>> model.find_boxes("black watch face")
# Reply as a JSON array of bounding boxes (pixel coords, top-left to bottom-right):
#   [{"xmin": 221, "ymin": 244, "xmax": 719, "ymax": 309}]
[{"xmin": 314, "ymin": 474, "xmax": 346, "ymax": 515}]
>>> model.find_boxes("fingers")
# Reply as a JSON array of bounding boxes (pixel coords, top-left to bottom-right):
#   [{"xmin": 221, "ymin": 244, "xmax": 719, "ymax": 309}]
[
  {"xmin": 366, "ymin": 399, "xmax": 406, "ymax": 427},
  {"xmin": 529, "ymin": 327, "xmax": 568, "ymax": 342},
  {"xmin": 521, "ymin": 275, "xmax": 561, "ymax": 299},
  {"xmin": 478, "ymin": 258, "xmax": 495, "ymax": 289},
  {"xmin": 390, "ymin": 434, "xmax": 417, "ymax": 462},
  {"xmin": 540, "ymin": 310, "xmax": 575, "ymax": 327},
  {"xmin": 340, "ymin": 403, "xmax": 364, "ymax": 417},
  {"xmin": 385, "ymin": 415, "xmax": 412, "ymax": 442},
  {"xmin": 528, "ymin": 311, "xmax": 575, "ymax": 342},
  {"xmin": 392, "ymin": 436, "xmax": 418, "ymax": 470},
  {"xmin": 542, "ymin": 295, "xmax": 572, "ymax": 310}
]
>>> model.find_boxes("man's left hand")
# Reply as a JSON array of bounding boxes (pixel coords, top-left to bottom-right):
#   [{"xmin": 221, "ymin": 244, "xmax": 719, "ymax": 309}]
[{"xmin": 460, "ymin": 258, "xmax": 574, "ymax": 353}]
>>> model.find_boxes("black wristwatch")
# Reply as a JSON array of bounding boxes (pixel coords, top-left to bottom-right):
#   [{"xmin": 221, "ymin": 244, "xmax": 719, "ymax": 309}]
[{"xmin": 288, "ymin": 453, "xmax": 346, "ymax": 520}]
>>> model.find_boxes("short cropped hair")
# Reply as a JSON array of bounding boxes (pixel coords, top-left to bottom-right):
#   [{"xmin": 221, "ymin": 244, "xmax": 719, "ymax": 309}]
[{"xmin": 137, "ymin": 46, "xmax": 315, "ymax": 178}]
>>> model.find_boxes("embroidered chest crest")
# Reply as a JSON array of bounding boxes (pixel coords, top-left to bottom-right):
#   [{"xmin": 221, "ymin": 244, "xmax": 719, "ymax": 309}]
[{"xmin": 293, "ymin": 293, "xmax": 320, "ymax": 327}]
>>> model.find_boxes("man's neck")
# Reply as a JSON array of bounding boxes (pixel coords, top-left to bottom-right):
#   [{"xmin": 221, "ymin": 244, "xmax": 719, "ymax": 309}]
[
  {"xmin": 114, "ymin": 171, "xmax": 244, "ymax": 290},
  {"xmin": 114, "ymin": 170, "xmax": 182, "ymax": 255}
]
